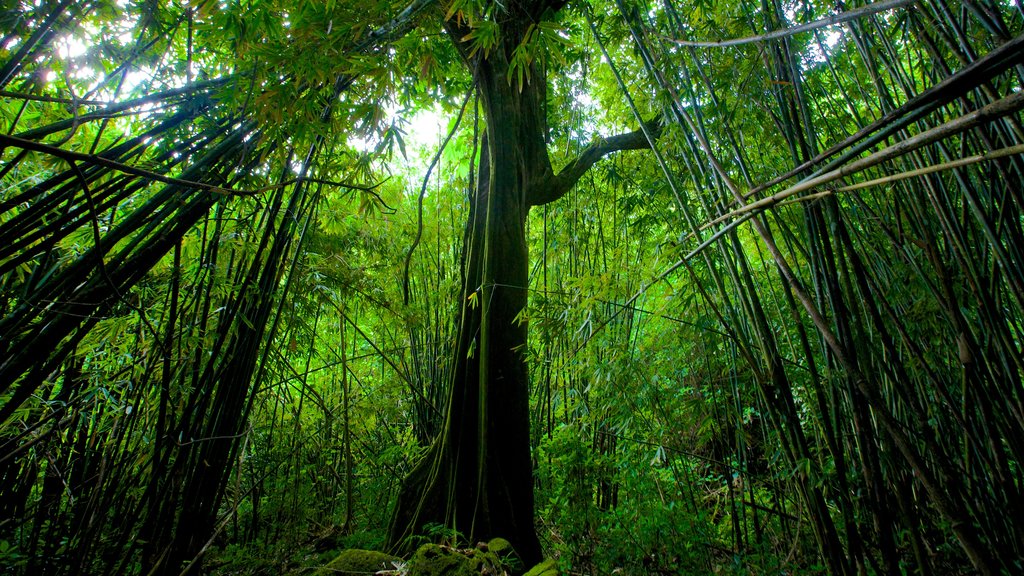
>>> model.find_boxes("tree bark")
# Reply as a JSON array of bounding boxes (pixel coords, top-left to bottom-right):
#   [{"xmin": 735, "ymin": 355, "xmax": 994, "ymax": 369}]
[{"xmin": 388, "ymin": 37, "xmax": 544, "ymax": 564}]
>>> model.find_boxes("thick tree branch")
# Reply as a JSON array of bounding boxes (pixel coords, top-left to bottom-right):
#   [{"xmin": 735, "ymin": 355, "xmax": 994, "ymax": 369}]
[{"xmin": 528, "ymin": 117, "xmax": 661, "ymax": 206}]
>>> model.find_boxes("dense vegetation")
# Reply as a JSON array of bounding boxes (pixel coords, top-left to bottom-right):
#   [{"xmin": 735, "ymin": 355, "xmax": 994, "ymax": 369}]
[{"xmin": 1, "ymin": 0, "xmax": 1023, "ymax": 574}]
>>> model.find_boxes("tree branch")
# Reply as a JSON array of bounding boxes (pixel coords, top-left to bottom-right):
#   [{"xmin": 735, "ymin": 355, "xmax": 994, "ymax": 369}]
[
  {"xmin": 357, "ymin": 0, "xmax": 438, "ymax": 49},
  {"xmin": 528, "ymin": 117, "xmax": 662, "ymax": 206},
  {"xmin": 665, "ymin": 0, "xmax": 914, "ymax": 48}
]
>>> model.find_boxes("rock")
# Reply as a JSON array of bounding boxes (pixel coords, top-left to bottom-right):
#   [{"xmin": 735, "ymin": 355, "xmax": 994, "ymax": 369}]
[
  {"xmin": 406, "ymin": 543, "xmax": 503, "ymax": 575},
  {"xmin": 486, "ymin": 537, "xmax": 513, "ymax": 558},
  {"xmin": 313, "ymin": 549, "xmax": 400, "ymax": 576},
  {"xmin": 486, "ymin": 537, "xmax": 526, "ymax": 573}
]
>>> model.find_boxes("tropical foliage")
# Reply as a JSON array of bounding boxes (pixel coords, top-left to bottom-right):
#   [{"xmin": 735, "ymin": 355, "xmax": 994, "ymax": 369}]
[{"xmin": 1, "ymin": 0, "xmax": 1022, "ymax": 574}]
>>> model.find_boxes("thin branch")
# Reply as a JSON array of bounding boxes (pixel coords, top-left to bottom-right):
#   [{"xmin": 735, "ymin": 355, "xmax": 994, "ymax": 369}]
[
  {"xmin": 684, "ymin": 144, "xmax": 1024, "ymax": 259},
  {"xmin": 819, "ymin": 143, "xmax": 1024, "ymax": 195},
  {"xmin": 699, "ymin": 91, "xmax": 1024, "ymax": 233},
  {"xmin": 742, "ymin": 30, "xmax": 1024, "ymax": 201},
  {"xmin": 666, "ymin": 0, "xmax": 914, "ymax": 48},
  {"xmin": 0, "ymin": 90, "xmax": 110, "ymax": 106},
  {"xmin": 403, "ymin": 86, "xmax": 473, "ymax": 306}
]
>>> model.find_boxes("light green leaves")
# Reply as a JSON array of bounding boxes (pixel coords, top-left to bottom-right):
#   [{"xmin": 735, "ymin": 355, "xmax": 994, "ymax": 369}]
[
  {"xmin": 507, "ymin": 21, "xmax": 572, "ymax": 91},
  {"xmin": 461, "ymin": 19, "xmax": 500, "ymax": 59}
]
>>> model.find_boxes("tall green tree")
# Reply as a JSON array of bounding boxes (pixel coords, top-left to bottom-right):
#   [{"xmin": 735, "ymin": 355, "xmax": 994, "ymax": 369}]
[{"xmin": 385, "ymin": 0, "xmax": 661, "ymax": 562}]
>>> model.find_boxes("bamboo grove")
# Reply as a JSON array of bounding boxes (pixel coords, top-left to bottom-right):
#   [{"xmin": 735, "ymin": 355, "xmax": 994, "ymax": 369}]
[{"xmin": 0, "ymin": 0, "xmax": 1022, "ymax": 575}]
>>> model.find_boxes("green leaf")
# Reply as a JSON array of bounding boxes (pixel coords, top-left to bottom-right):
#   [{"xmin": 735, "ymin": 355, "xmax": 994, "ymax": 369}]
[{"xmin": 461, "ymin": 19, "xmax": 499, "ymax": 59}]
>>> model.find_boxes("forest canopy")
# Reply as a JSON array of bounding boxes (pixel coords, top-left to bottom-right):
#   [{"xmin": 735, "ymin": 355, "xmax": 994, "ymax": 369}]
[{"xmin": 1, "ymin": 0, "xmax": 1023, "ymax": 574}]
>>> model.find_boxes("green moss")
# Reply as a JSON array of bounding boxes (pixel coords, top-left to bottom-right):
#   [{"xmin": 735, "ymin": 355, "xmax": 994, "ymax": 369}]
[
  {"xmin": 485, "ymin": 537, "xmax": 522, "ymax": 572},
  {"xmin": 486, "ymin": 537, "xmax": 513, "ymax": 557},
  {"xmin": 523, "ymin": 559, "xmax": 559, "ymax": 576},
  {"xmin": 312, "ymin": 549, "xmax": 399, "ymax": 576},
  {"xmin": 406, "ymin": 543, "xmax": 503, "ymax": 576}
]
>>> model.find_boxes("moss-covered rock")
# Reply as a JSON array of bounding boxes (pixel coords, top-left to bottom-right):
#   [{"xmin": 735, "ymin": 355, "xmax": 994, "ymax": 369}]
[
  {"xmin": 522, "ymin": 559, "xmax": 559, "ymax": 576},
  {"xmin": 485, "ymin": 537, "xmax": 513, "ymax": 557},
  {"xmin": 312, "ymin": 549, "xmax": 399, "ymax": 576},
  {"xmin": 485, "ymin": 537, "xmax": 522, "ymax": 571},
  {"xmin": 406, "ymin": 543, "xmax": 503, "ymax": 575}
]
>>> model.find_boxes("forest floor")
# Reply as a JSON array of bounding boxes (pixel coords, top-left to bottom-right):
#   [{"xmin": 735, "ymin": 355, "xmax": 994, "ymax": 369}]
[{"xmin": 204, "ymin": 532, "xmax": 558, "ymax": 576}]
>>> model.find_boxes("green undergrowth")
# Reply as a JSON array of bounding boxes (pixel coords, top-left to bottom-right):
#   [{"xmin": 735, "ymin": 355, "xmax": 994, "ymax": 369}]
[
  {"xmin": 205, "ymin": 533, "xmax": 555, "ymax": 576},
  {"xmin": 312, "ymin": 549, "xmax": 400, "ymax": 575}
]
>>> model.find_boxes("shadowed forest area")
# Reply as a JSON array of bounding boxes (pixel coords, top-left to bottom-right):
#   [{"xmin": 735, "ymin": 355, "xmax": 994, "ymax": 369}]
[{"xmin": 1, "ymin": 0, "xmax": 1024, "ymax": 574}]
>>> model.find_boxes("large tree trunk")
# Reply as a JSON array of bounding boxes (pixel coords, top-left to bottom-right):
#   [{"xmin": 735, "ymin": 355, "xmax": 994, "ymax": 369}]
[{"xmin": 388, "ymin": 38, "xmax": 547, "ymax": 566}]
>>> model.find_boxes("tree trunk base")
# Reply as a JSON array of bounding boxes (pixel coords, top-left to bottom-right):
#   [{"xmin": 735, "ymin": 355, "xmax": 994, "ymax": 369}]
[{"xmin": 388, "ymin": 438, "xmax": 542, "ymax": 570}]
